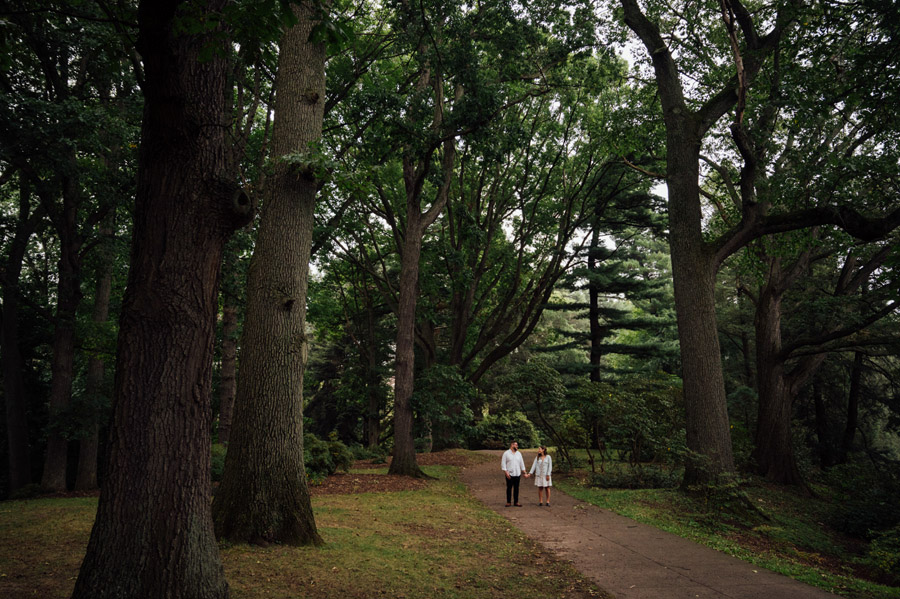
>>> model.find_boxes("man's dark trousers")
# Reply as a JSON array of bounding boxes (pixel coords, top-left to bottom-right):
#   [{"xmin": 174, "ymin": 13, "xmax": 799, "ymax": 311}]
[{"xmin": 506, "ymin": 475, "xmax": 521, "ymax": 504}]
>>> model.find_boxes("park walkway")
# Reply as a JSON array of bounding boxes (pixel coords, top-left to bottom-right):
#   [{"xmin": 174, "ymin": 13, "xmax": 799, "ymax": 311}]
[{"xmin": 459, "ymin": 450, "xmax": 836, "ymax": 599}]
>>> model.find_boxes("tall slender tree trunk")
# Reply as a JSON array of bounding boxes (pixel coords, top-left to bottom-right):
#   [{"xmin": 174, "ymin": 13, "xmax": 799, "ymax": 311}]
[
  {"xmin": 812, "ymin": 378, "xmax": 836, "ymax": 467},
  {"xmin": 668, "ymin": 135, "xmax": 735, "ymax": 485},
  {"xmin": 71, "ymin": 1, "xmax": 250, "ymax": 595},
  {"xmin": 389, "ymin": 213, "xmax": 427, "ymax": 476},
  {"xmin": 751, "ymin": 278, "xmax": 804, "ymax": 484},
  {"xmin": 217, "ymin": 254, "xmax": 240, "ymax": 446},
  {"xmin": 588, "ymin": 226, "xmax": 603, "ymax": 383},
  {"xmin": 2, "ymin": 183, "xmax": 41, "ymax": 493},
  {"xmin": 74, "ymin": 217, "xmax": 114, "ymax": 491},
  {"xmin": 41, "ymin": 173, "xmax": 84, "ymax": 492},
  {"xmin": 212, "ymin": 3, "xmax": 325, "ymax": 546},
  {"xmin": 839, "ymin": 351, "xmax": 864, "ymax": 463},
  {"xmin": 364, "ymin": 299, "xmax": 381, "ymax": 450}
]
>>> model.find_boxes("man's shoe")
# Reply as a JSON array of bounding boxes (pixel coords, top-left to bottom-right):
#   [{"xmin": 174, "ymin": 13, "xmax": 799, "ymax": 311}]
[
  {"xmin": 505, "ymin": 503, "xmax": 511, "ymax": 507},
  {"xmin": 514, "ymin": 503, "xmax": 523, "ymax": 507}
]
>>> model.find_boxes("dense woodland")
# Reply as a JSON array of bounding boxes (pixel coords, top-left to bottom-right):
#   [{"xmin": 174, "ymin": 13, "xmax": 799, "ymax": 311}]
[{"xmin": 1, "ymin": 0, "xmax": 899, "ymax": 596}]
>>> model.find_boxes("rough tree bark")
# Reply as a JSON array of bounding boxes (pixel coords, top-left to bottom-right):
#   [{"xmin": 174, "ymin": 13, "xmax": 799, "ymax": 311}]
[
  {"xmin": 70, "ymin": 0, "xmax": 252, "ymax": 596},
  {"xmin": 751, "ymin": 257, "xmax": 806, "ymax": 484},
  {"xmin": 212, "ymin": 2, "xmax": 325, "ymax": 546}
]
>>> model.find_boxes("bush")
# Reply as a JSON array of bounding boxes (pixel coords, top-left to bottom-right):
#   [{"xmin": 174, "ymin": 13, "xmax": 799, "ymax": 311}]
[
  {"xmin": 304, "ymin": 433, "xmax": 334, "ymax": 478},
  {"xmin": 552, "ymin": 453, "xmax": 587, "ymax": 474},
  {"xmin": 348, "ymin": 443, "xmax": 386, "ymax": 462},
  {"xmin": 328, "ymin": 439, "xmax": 353, "ymax": 473},
  {"xmin": 412, "ymin": 364, "xmax": 477, "ymax": 450},
  {"xmin": 304, "ymin": 433, "xmax": 352, "ymax": 478},
  {"xmin": 589, "ymin": 465, "xmax": 680, "ymax": 489},
  {"xmin": 211, "ymin": 443, "xmax": 227, "ymax": 482},
  {"xmin": 9, "ymin": 483, "xmax": 43, "ymax": 500},
  {"xmin": 869, "ymin": 525, "xmax": 900, "ymax": 584},
  {"xmin": 469, "ymin": 411, "xmax": 540, "ymax": 449},
  {"xmin": 823, "ymin": 462, "xmax": 900, "ymax": 539}
]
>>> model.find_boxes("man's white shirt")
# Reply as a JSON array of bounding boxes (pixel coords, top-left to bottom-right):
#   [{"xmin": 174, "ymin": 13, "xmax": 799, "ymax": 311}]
[{"xmin": 501, "ymin": 449, "xmax": 526, "ymax": 476}]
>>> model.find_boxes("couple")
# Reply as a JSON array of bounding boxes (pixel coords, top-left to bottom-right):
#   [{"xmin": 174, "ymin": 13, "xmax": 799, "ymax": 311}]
[{"xmin": 500, "ymin": 441, "xmax": 553, "ymax": 507}]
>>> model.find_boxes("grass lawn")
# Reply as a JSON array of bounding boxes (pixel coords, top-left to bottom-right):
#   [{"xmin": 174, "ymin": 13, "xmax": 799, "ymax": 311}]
[
  {"xmin": 0, "ymin": 455, "xmax": 605, "ymax": 599},
  {"xmin": 556, "ymin": 467, "xmax": 900, "ymax": 599}
]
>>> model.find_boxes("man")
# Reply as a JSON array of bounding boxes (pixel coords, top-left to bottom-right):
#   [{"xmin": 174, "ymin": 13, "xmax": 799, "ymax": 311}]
[{"xmin": 501, "ymin": 440, "xmax": 528, "ymax": 507}]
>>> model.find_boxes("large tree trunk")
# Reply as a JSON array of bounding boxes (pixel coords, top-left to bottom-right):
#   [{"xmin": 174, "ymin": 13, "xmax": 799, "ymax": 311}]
[
  {"xmin": 751, "ymin": 278, "xmax": 803, "ymax": 484},
  {"xmin": 588, "ymin": 226, "xmax": 603, "ymax": 384},
  {"xmin": 1, "ymin": 183, "xmax": 41, "ymax": 494},
  {"xmin": 668, "ymin": 136, "xmax": 735, "ymax": 485},
  {"xmin": 839, "ymin": 351, "xmax": 864, "ymax": 463},
  {"xmin": 71, "ymin": 1, "xmax": 250, "ymax": 596},
  {"xmin": 212, "ymin": 4, "xmax": 324, "ymax": 546},
  {"xmin": 74, "ymin": 216, "xmax": 114, "ymax": 492},
  {"xmin": 41, "ymin": 172, "xmax": 83, "ymax": 492},
  {"xmin": 812, "ymin": 378, "xmax": 836, "ymax": 468},
  {"xmin": 389, "ymin": 213, "xmax": 428, "ymax": 476},
  {"xmin": 620, "ymin": 0, "xmax": 737, "ymax": 485},
  {"xmin": 364, "ymin": 300, "xmax": 382, "ymax": 450}
]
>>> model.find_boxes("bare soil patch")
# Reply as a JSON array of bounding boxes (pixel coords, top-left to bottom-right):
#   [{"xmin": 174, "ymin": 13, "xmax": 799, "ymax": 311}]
[{"xmin": 311, "ymin": 450, "xmax": 481, "ymax": 495}]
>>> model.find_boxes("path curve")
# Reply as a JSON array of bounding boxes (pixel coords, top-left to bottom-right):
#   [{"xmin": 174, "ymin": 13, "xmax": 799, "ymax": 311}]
[{"xmin": 460, "ymin": 450, "xmax": 835, "ymax": 599}]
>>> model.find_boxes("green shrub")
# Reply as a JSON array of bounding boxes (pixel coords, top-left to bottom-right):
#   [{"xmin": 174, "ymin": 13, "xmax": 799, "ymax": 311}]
[
  {"xmin": 304, "ymin": 432, "xmax": 353, "ymax": 478},
  {"xmin": 328, "ymin": 439, "xmax": 353, "ymax": 473},
  {"xmin": 9, "ymin": 483, "xmax": 43, "ymax": 500},
  {"xmin": 869, "ymin": 525, "xmax": 900, "ymax": 584},
  {"xmin": 469, "ymin": 411, "xmax": 540, "ymax": 449},
  {"xmin": 553, "ymin": 453, "xmax": 587, "ymax": 474},
  {"xmin": 304, "ymin": 433, "xmax": 335, "ymax": 478},
  {"xmin": 348, "ymin": 443, "xmax": 386, "ymax": 461},
  {"xmin": 412, "ymin": 364, "xmax": 477, "ymax": 450},
  {"xmin": 589, "ymin": 466, "xmax": 680, "ymax": 489},
  {"xmin": 211, "ymin": 443, "xmax": 227, "ymax": 482},
  {"xmin": 823, "ymin": 463, "xmax": 900, "ymax": 539}
]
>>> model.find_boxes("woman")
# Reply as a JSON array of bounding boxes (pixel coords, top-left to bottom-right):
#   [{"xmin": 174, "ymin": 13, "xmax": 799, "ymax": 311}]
[{"xmin": 528, "ymin": 445, "xmax": 553, "ymax": 506}]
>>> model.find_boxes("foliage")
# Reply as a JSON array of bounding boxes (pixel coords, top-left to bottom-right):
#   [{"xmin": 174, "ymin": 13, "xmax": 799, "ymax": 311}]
[
  {"xmin": 822, "ymin": 462, "xmax": 900, "ymax": 539},
  {"xmin": 869, "ymin": 525, "xmax": 900, "ymax": 584},
  {"xmin": 496, "ymin": 361, "xmax": 574, "ymax": 462},
  {"xmin": 412, "ymin": 364, "xmax": 477, "ymax": 450},
  {"xmin": 211, "ymin": 443, "xmax": 227, "ymax": 483},
  {"xmin": 347, "ymin": 443, "xmax": 387, "ymax": 462},
  {"xmin": 588, "ymin": 465, "xmax": 680, "ymax": 490},
  {"xmin": 303, "ymin": 433, "xmax": 353, "ymax": 480},
  {"xmin": 586, "ymin": 374, "xmax": 685, "ymax": 467},
  {"xmin": 469, "ymin": 412, "xmax": 540, "ymax": 450}
]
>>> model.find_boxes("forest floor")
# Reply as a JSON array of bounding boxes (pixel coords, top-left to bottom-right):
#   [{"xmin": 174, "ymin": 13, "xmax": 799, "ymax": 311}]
[
  {"xmin": 2, "ymin": 449, "xmax": 897, "ymax": 598},
  {"xmin": 0, "ymin": 450, "xmax": 605, "ymax": 599}
]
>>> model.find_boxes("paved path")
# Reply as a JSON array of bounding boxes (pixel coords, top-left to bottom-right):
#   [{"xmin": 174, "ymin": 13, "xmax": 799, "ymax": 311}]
[{"xmin": 460, "ymin": 451, "xmax": 836, "ymax": 599}]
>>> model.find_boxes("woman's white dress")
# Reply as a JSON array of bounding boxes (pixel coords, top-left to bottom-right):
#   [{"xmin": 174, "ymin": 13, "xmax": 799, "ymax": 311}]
[{"xmin": 529, "ymin": 455, "xmax": 552, "ymax": 487}]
